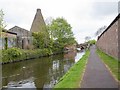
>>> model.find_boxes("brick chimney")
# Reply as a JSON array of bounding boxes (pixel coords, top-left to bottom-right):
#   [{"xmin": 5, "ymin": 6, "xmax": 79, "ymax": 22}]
[
  {"xmin": 37, "ymin": 8, "xmax": 41, "ymax": 12},
  {"xmin": 30, "ymin": 9, "xmax": 46, "ymax": 32}
]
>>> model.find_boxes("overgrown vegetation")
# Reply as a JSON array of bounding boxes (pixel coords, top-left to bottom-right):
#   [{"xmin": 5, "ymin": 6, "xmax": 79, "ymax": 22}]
[
  {"xmin": 32, "ymin": 32, "xmax": 50, "ymax": 49},
  {"xmin": 2, "ymin": 48, "xmax": 22, "ymax": 62},
  {"xmin": 0, "ymin": 10, "xmax": 8, "ymax": 50},
  {"xmin": 32, "ymin": 17, "xmax": 76, "ymax": 50},
  {"xmin": 0, "ymin": 9, "xmax": 5, "ymax": 32},
  {"xmin": 87, "ymin": 39, "xmax": 96, "ymax": 45},
  {"xmin": 4, "ymin": 37, "xmax": 8, "ymax": 50},
  {"xmin": 97, "ymin": 49, "xmax": 119, "ymax": 82},
  {"xmin": 47, "ymin": 17, "xmax": 76, "ymax": 47},
  {"xmin": 54, "ymin": 50, "xmax": 90, "ymax": 88},
  {"xmin": 1, "ymin": 12, "xmax": 77, "ymax": 63},
  {"xmin": 2, "ymin": 47, "xmax": 63, "ymax": 63}
]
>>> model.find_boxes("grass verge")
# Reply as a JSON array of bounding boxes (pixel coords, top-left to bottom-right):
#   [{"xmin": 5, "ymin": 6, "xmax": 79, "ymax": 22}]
[
  {"xmin": 54, "ymin": 50, "xmax": 90, "ymax": 88},
  {"xmin": 97, "ymin": 49, "xmax": 120, "ymax": 82}
]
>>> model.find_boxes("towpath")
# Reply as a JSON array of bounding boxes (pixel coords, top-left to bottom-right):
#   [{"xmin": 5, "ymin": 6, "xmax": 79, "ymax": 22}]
[{"xmin": 81, "ymin": 45, "xmax": 118, "ymax": 88}]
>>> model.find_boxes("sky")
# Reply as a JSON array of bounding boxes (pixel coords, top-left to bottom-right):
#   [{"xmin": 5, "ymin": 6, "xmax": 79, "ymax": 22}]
[{"xmin": 0, "ymin": 0, "xmax": 119, "ymax": 43}]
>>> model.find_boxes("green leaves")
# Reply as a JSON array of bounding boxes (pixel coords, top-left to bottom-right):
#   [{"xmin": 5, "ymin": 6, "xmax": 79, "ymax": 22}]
[
  {"xmin": 32, "ymin": 17, "xmax": 76, "ymax": 51},
  {"xmin": 47, "ymin": 17, "xmax": 76, "ymax": 46},
  {"xmin": 2, "ymin": 48, "xmax": 22, "ymax": 62},
  {"xmin": 2, "ymin": 47, "xmax": 61, "ymax": 63},
  {"xmin": 51, "ymin": 18, "xmax": 73, "ymax": 39},
  {"xmin": 32, "ymin": 32, "xmax": 49, "ymax": 49},
  {"xmin": 0, "ymin": 10, "xmax": 6, "ymax": 32},
  {"xmin": 0, "ymin": 10, "xmax": 4, "ymax": 31},
  {"xmin": 87, "ymin": 40, "xmax": 96, "ymax": 45}
]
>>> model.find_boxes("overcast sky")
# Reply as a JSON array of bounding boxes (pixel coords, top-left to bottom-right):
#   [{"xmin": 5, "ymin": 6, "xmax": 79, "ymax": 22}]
[{"xmin": 0, "ymin": 0, "xmax": 119, "ymax": 43}]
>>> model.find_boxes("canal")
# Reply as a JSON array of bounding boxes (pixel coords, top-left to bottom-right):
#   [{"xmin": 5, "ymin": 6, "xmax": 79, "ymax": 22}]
[{"xmin": 2, "ymin": 51, "xmax": 85, "ymax": 89}]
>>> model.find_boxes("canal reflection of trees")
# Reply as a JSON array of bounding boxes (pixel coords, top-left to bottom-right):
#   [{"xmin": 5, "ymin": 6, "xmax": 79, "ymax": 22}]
[
  {"xmin": 2, "ymin": 52, "xmax": 76, "ymax": 88},
  {"xmin": 64, "ymin": 51, "xmax": 77, "ymax": 60}
]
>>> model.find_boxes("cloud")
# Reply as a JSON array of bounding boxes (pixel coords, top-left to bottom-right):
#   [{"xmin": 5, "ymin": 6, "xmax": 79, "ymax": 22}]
[
  {"xmin": 0, "ymin": 0, "xmax": 119, "ymax": 44},
  {"xmin": 91, "ymin": 2, "xmax": 118, "ymax": 19}
]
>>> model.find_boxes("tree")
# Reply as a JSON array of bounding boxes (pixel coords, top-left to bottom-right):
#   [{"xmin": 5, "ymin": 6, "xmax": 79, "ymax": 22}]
[
  {"xmin": 47, "ymin": 17, "xmax": 76, "ymax": 46},
  {"xmin": 0, "ymin": 10, "xmax": 7, "ymax": 49},
  {"xmin": 32, "ymin": 17, "xmax": 50, "ymax": 49},
  {"xmin": 0, "ymin": 10, "xmax": 6, "ymax": 32},
  {"xmin": 32, "ymin": 32, "xmax": 50, "ymax": 49},
  {"xmin": 45, "ymin": 17, "xmax": 53, "ymax": 25},
  {"xmin": 0, "ymin": 10, "xmax": 4, "ymax": 31},
  {"xmin": 95, "ymin": 26, "xmax": 107, "ymax": 37},
  {"xmin": 87, "ymin": 39, "xmax": 96, "ymax": 45},
  {"xmin": 85, "ymin": 36, "xmax": 91, "ymax": 42}
]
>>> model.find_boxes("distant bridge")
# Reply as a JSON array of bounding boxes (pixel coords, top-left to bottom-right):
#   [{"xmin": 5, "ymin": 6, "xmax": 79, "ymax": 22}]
[{"xmin": 76, "ymin": 43, "xmax": 89, "ymax": 50}]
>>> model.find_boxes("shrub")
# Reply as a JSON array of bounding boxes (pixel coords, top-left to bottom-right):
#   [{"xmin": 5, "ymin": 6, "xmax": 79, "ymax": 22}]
[
  {"xmin": 87, "ymin": 40, "xmax": 96, "ymax": 45},
  {"xmin": 2, "ymin": 47, "xmax": 63, "ymax": 63},
  {"xmin": 2, "ymin": 48, "xmax": 22, "ymax": 62}
]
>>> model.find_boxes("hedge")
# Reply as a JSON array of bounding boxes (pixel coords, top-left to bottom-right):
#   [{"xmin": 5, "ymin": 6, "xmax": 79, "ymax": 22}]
[{"xmin": 2, "ymin": 47, "xmax": 63, "ymax": 64}]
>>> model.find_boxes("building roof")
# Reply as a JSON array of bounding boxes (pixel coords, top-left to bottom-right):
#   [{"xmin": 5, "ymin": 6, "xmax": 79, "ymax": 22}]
[
  {"xmin": 9, "ymin": 26, "xmax": 31, "ymax": 37},
  {"xmin": 9, "ymin": 26, "xmax": 29, "ymax": 32},
  {"xmin": 98, "ymin": 13, "xmax": 120, "ymax": 40},
  {"xmin": 2, "ymin": 29, "xmax": 17, "ymax": 35}
]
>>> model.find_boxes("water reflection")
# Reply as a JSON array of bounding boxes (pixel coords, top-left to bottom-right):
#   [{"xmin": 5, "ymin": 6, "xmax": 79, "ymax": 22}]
[
  {"xmin": 75, "ymin": 51, "xmax": 85, "ymax": 62},
  {"xmin": 2, "ymin": 51, "xmax": 84, "ymax": 89},
  {"xmin": 7, "ymin": 77, "xmax": 35, "ymax": 88}
]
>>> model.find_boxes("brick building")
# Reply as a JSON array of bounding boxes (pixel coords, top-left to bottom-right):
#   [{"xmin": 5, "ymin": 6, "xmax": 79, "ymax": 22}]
[
  {"xmin": 6, "ymin": 8, "xmax": 48, "ymax": 49},
  {"xmin": 0, "ymin": 30, "xmax": 17, "ymax": 49},
  {"xmin": 9, "ymin": 26, "xmax": 32, "ymax": 49},
  {"xmin": 97, "ymin": 14, "xmax": 120, "ymax": 60}
]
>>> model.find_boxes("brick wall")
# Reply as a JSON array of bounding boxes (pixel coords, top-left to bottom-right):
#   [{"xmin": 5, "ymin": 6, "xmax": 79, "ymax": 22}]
[
  {"xmin": 118, "ymin": 16, "xmax": 120, "ymax": 60},
  {"xmin": 97, "ymin": 14, "xmax": 119, "ymax": 60},
  {"xmin": 30, "ymin": 9, "xmax": 46, "ymax": 33},
  {"xmin": 9, "ymin": 26, "xmax": 32, "ymax": 49},
  {"xmin": 1, "ymin": 30, "xmax": 17, "ymax": 49}
]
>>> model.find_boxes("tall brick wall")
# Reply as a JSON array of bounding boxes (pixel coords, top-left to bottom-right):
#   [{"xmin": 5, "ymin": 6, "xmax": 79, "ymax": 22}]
[
  {"xmin": 118, "ymin": 16, "xmax": 120, "ymax": 60},
  {"xmin": 97, "ymin": 14, "xmax": 120, "ymax": 60}
]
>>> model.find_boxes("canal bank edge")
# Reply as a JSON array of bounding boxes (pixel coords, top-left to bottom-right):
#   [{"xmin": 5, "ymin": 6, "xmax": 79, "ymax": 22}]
[
  {"xmin": 2, "ymin": 48, "xmax": 64, "ymax": 65},
  {"xmin": 54, "ymin": 50, "xmax": 90, "ymax": 88}
]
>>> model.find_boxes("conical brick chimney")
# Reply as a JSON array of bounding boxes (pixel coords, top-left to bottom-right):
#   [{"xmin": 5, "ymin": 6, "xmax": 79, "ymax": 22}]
[{"xmin": 30, "ymin": 9, "xmax": 46, "ymax": 32}]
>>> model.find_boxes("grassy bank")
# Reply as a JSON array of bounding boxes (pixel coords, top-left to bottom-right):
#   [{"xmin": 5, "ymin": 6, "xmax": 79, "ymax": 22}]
[
  {"xmin": 97, "ymin": 49, "xmax": 119, "ymax": 82},
  {"xmin": 2, "ymin": 47, "xmax": 63, "ymax": 64},
  {"xmin": 54, "ymin": 50, "xmax": 90, "ymax": 88}
]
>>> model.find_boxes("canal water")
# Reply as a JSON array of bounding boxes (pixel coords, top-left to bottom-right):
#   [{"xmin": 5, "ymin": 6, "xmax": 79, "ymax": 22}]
[{"xmin": 2, "ymin": 51, "xmax": 85, "ymax": 89}]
